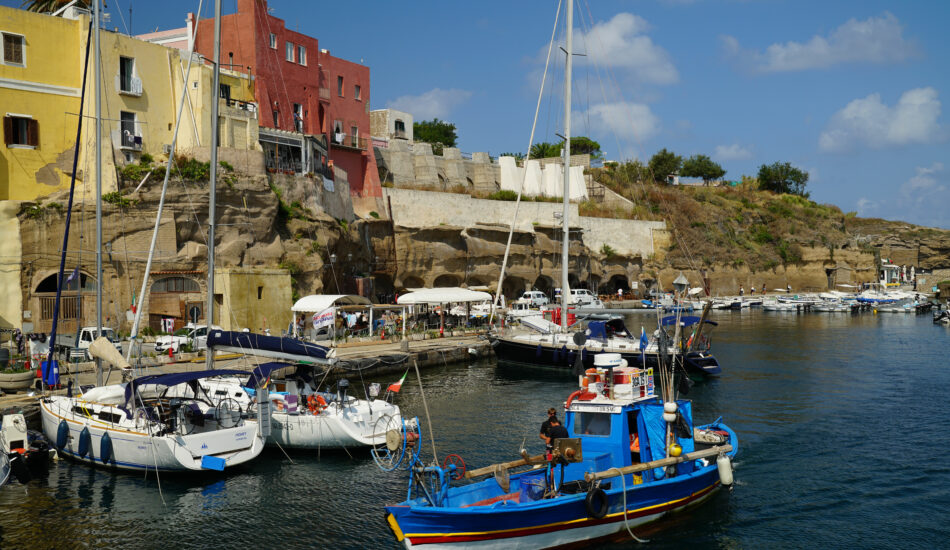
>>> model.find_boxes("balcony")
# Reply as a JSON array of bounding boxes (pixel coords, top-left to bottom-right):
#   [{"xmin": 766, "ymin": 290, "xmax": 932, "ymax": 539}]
[
  {"xmin": 219, "ymin": 97, "xmax": 258, "ymax": 114},
  {"xmin": 318, "ymin": 87, "xmax": 331, "ymax": 102},
  {"xmin": 330, "ymin": 132, "xmax": 368, "ymax": 151},
  {"xmin": 118, "ymin": 77, "xmax": 143, "ymax": 97}
]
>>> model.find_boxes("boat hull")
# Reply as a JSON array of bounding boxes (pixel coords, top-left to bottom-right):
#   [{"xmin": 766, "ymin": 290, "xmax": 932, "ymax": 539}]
[
  {"xmin": 491, "ymin": 336, "xmax": 719, "ymax": 377},
  {"xmin": 386, "ymin": 466, "xmax": 723, "ymax": 549},
  {"xmin": 40, "ymin": 397, "xmax": 264, "ymax": 472},
  {"xmin": 267, "ymin": 404, "xmax": 401, "ymax": 449}
]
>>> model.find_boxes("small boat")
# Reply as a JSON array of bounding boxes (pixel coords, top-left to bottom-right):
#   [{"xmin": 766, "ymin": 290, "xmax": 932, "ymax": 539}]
[
  {"xmin": 382, "ymin": 353, "xmax": 737, "ymax": 548},
  {"xmin": 40, "ymin": 369, "xmax": 265, "ymax": 472},
  {"xmin": 935, "ymin": 309, "xmax": 950, "ymax": 325},
  {"xmin": 2, "ymin": 413, "xmax": 54, "ymax": 486},
  {"xmin": 200, "ymin": 362, "xmax": 403, "ymax": 449}
]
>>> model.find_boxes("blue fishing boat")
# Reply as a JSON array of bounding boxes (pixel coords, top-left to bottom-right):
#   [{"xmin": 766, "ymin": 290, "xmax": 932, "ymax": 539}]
[{"xmin": 381, "ymin": 354, "xmax": 737, "ymax": 548}]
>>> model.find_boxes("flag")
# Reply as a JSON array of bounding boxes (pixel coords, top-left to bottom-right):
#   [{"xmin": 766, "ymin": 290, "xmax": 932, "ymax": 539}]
[
  {"xmin": 312, "ymin": 307, "xmax": 335, "ymax": 330},
  {"xmin": 640, "ymin": 326, "xmax": 648, "ymax": 365},
  {"xmin": 388, "ymin": 371, "xmax": 408, "ymax": 393},
  {"xmin": 65, "ymin": 267, "xmax": 79, "ymax": 285}
]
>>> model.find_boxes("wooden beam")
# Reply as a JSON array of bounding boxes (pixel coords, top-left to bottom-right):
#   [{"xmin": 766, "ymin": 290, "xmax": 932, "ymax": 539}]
[
  {"xmin": 584, "ymin": 444, "xmax": 732, "ymax": 483},
  {"xmin": 464, "ymin": 453, "xmax": 548, "ymax": 479}
]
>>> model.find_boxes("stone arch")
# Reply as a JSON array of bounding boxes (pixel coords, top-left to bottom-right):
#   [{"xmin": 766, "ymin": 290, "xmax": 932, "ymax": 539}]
[
  {"xmin": 532, "ymin": 275, "xmax": 555, "ymax": 297},
  {"xmin": 401, "ymin": 275, "xmax": 425, "ymax": 290},
  {"xmin": 433, "ymin": 273, "xmax": 461, "ymax": 288},
  {"xmin": 607, "ymin": 274, "xmax": 630, "ymax": 294},
  {"xmin": 466, "ymin": 275, "xmax": 491, "ymax": 288},
  {"xmin": 501, "ymin": 276, "xmax": 526, "ymax": 300},
  {"xmin": 34, "ymin": 270, "xmax": 96, "ymax": 293},
  {"xmin": 567, "ymin": 273, "xmax": 581, "ymax": 289}
]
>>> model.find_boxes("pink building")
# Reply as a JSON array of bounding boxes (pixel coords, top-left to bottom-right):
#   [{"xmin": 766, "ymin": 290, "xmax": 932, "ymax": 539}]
[{"xmin": 144, "ymin": 0, "xmax": 380, "ymax": 201}]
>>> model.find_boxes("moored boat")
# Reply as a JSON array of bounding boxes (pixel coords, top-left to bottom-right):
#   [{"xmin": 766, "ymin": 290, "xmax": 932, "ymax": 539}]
[{"xmin": 382, "ymin": 353, "xmax": 737, "ymax": 548}]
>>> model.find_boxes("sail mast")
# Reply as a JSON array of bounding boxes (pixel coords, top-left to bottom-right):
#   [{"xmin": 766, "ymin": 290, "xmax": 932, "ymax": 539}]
[
  {"xmin": 560, "ymin": 0, "xmax": 573, "ymax": 332},
  {"xmin": 205, "ymin": 0, "xmax": 222, "ymax": 370},
  {"xmin": 94, "ymin": 0, "xmax": 103, "ymax": 386}
]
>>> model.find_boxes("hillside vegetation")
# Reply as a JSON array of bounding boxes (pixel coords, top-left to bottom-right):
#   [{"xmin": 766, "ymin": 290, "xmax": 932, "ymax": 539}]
[{"xmin": 584, "ymin": 166, "xmax": 854, "ymax": 271}]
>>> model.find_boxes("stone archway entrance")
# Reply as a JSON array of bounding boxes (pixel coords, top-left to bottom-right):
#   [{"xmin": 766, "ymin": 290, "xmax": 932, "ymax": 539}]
[
  {"xmin": 433, "ymin": 274, "xmax": 461, "ymax": 288},
  {"xmin": 532, "ymin": 275, "xmax": 555, "ymax": 299},
  {"xmin": 30, "ymin": 271, "xmax": 97, "ymax": 334}
]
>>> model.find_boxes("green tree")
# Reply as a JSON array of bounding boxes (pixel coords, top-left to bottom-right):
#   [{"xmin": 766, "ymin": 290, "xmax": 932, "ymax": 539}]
[
  {"xmin": 681, "ymin": 154, "xmax": 726, "ymax": 185},
  {"xmin": 529, "ymin": 142, "xmax": 562, "ymax": 159},
  {"xmin": 499, "ymin": 151, "xmax": 525, "ymax": 161},
  {"xmin": 757, "ymin": 161, "xmax": 809, "ymax": 196},
  {"xmin": 567, "ymin": 136, "xmax": 603, "ymax": 160},
  {"xmin": 414, "ymin": 119, "xmax": 458, "ymax": 155},
  {"xmin": 648, "ymin": 148, "xmax": 683, "ymax": 184}
]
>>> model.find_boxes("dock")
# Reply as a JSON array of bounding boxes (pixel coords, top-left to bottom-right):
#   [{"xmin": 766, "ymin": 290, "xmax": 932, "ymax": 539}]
[{"xmin": 0, "ymin": 333, "xmax": 492, "ymax": 426}]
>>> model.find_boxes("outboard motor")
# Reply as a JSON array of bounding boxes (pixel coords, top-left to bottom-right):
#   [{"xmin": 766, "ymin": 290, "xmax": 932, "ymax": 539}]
[{"xmin": 337, "ymin": 378, "xmax": 350, "ymax": 403}]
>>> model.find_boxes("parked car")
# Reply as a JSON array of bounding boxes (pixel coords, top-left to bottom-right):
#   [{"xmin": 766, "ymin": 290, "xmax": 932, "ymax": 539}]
[
  {"xmin": 153, "ymin": 324, "xmax": 221, "ymax": 353},
  {"xmin": 518, "ymin": 290, "xmax": 550, "ymax": 308},
  {"xmin": 54, "ymin": 326, "xmax": 121, "ymax": 361}
]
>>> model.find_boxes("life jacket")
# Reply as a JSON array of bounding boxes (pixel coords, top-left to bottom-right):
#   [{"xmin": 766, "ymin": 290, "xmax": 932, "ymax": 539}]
[{"xmin": 630, "ymin": 433, "xmax": 640, "ymax": 453}]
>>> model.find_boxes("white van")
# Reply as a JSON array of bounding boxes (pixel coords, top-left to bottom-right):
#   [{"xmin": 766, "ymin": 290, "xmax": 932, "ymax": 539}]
[
  {"xmin": 554, "ymin": 288, "xmax": 597, "ymax": 306},
  {"xmin": 519, "ymin": 291, "xmax": 550, "ymax": 308}
]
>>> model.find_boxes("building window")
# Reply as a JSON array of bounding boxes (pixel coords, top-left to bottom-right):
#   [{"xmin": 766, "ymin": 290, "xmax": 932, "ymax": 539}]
[
  {"xmin": 119, "ymin": 56, "xmax": 134, "ymax": 93},
  {"xmin": 350, "ymin": 125, "xmax": 359, "ymax": 147},
  {"xmin": 3, "ymin": 115, "xmax": 38, "ymax": 148},
  {"xmin": 298, "ymin": 45, "xmax": 306, "ymax": 66},
  {"xmin": 285, "ymin": 41, "xmax": 294, "ymax": 62},
  {"xmin": 120, "ymin": 111, "xmax": 137, "ymax": 148},
  {"xmin": 2, "ymin": 32, "xmax": 25, "ymax": 66},
  {"xmin": 293, "ymin": 103, "xmax": 303, "ymax": 132},
  {"xmin": 332, "ymin": 120, "xmax": 344, "ymax": 144},
  {"xmin": 354, "ymin": 85, "xmax": 361, "ymax": 101},
  {"xmin": 269, "ymin": 33, "xmax": 276, "ymax": 49},
  {"xmin": 337, "ymin": 76, "xmax": 344, "ymax": 97},
  {"xmin": 152, "ymin": 277, "xmax": 200, "ymax": 293},
  {"xmin": 219, "ymin": 83, "xmax": 231, "ymax": 103},
  {"xmin": 272, "ymin": 110, "xmax": 279, "ymax": 128},
  {"xmin": 394, "ymin": 119, "xmax": 406, "ymax": 139}
]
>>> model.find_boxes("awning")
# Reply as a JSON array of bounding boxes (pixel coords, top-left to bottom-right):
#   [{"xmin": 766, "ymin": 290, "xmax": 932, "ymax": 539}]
[
  {"xmin": 396, "ymin": 287, "xmax": 492, "ymax": 305},
  {"xmin": 291, "ymin": 294, "xmax": 371, "ymax": 312}
]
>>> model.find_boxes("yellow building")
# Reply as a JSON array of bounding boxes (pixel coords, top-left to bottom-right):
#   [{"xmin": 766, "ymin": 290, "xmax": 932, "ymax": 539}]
[
  {"xmin": 0, "ymin": 5, "xmax": 260, "ymax": 331},
  {"xmin": 0, "ymin": 7, "xmax": 82, "ymax": 201}
]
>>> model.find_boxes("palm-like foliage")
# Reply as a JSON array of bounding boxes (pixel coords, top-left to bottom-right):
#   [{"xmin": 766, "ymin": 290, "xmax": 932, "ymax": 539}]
[{"xmin": 22, "ymin": 0, "xmax": 90, "ymax": 13}]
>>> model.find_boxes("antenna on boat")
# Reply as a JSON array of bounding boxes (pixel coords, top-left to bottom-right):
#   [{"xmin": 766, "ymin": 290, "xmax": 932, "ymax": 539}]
[{"xmin": 205, "ymin": 0, "xmax": 222, "ymax": 370}]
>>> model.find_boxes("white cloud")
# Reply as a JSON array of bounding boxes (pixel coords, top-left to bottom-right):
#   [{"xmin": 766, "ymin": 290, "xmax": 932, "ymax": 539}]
[
  {"xmin": 723, "ymin": 12, "xmax": 916, "ymax": 73},
  {"xmin": 714, "ymin": 143, "xmax": 752, "ymax": 161},
  {"xmin": 901, "ymin": 162, "xmax": 946, "ymax": 197},
  {"xmin": 574, "ymin": 101, "xmax": 661, "ymax": 144},
  {"xmin": 856, "ymin": 197, "xmax": 878, "ymax": 214},
  {"xmin": 569, "ymin": 13, "xmax": 678, "ymax": 85},
  {"xmin": 385, "ymin": 88, "xmax": 473, "ymax": 120},
  {"xmin": 819, "ymin": 87, "xmax": 943, "ymax": 152}
]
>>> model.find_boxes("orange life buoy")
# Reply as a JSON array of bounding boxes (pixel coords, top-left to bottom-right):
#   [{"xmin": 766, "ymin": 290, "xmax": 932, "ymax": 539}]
[{"xmin": 307, "ymin": 394, "xmax": 328, "ymax": 414}]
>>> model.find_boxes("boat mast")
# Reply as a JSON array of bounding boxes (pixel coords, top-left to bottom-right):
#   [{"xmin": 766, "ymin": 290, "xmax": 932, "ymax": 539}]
[
  {"xmin": 94, "ymin": 0, "xmax": 103, "ymax": 386},
  {"xmin": 205, "ymin": 0, "xmax": 222, "ymax": 370},
  {"xmin": 559, "ymin": 0, "xmax": 573, "ymax": 332}
]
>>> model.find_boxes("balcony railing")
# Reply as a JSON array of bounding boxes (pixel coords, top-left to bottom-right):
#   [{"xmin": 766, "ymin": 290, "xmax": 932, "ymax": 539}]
[
  {"xmin": 219, "ymin": 97, "xmax": 258, "ymax": 114},
  {"xmin": 318, "ymin": 87, "xmax": 331, "ymax": 101},
  {"xmin": 119, "ymin": 76, "xmax": 143, "ymax": 96},
  {"xmin": 330, "ymin": 132, "xmax": 368, "ymax": 151}
]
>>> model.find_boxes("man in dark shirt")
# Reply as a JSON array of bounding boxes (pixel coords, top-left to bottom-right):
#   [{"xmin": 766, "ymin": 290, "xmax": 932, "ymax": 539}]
[
  {"xmin": 539, "ymin": 408, "xmax": 557, "ymax": 451},
  {"xmin": 546, "ymin": 417, "xmax": 569, "ymax": 446}
]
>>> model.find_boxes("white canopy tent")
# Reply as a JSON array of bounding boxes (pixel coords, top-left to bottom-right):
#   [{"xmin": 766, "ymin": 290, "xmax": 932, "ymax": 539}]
[
  {"xmin": 396, "ymin": 288, "xmax": 493, "ymax": 305},
  {"xmin": 292, "ymin": 294, "xmax": 371, "ymax": 312}
]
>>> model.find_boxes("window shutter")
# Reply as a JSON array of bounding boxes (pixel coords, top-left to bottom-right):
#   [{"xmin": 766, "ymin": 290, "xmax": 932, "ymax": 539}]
[
  {"xmin": 28, "ymin": 119, "xmax": 39, "ymax": 147},
  {"xmin": 3, "ymin": 117, "xmax": 11, "ymax": 146}
]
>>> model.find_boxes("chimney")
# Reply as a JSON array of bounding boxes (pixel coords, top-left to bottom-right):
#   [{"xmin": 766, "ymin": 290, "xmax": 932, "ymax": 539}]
[{"xmin": 186, "ymin": 12, "xmax": 195, "ymax": 52}]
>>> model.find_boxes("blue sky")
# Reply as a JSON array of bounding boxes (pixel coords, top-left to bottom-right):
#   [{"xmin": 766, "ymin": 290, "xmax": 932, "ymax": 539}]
[{"xmin": 9, "ymin": 0, "xmax": 949, "ymax": 228}]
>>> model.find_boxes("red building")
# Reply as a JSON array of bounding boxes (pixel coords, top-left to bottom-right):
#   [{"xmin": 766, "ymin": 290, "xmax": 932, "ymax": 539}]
[{"xmin": 183, "ymin": 0, "xmax": 380, "ymax": 200}]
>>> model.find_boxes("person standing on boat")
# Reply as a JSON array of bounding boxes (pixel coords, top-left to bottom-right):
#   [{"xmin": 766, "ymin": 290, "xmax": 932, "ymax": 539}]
[
  {"xmin": 540, "ymin": 408, "xmax": 558, "ymax": 453},
  {"xmin": 546, "ymin": 417, "xmax": 569, "ymax": 448}
]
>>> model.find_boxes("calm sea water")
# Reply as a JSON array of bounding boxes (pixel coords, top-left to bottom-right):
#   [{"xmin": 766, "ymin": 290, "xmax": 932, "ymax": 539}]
[{"xmin": 1, "ymin": 311, "xmax": 948, "ymax": 549}]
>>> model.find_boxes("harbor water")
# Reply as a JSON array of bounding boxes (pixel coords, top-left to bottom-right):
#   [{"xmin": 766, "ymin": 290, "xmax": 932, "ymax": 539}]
[{"xmin": 1, "ymin": 311, "xmax": 948, "ymax": 549}]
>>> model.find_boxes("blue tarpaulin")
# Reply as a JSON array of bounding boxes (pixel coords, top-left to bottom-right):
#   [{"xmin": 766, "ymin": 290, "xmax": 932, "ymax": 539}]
[{"xmin": 639, "ymin": 400, "xmax": 694, "ymax": 466}]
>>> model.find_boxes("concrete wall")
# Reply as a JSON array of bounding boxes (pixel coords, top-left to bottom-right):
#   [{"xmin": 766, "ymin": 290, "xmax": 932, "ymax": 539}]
[
  {"xmin": 383, "ymin": 187, "xmax": 663, "ymax": 259},
  {"xmin": 214, "ymin": 267, "xmax": 292, "ymax": 333},
  {"xmin": 0, "ymin": 202, "xmax": 22, "ymax": 328},
  {"xmin": 375, "ymin": 145, "xmax": 501, "ymax": 193}
]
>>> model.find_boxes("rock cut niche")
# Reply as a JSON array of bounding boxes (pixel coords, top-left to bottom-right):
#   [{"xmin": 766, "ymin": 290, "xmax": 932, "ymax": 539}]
[
  {"xmin": 606, "ymin": 274, "xmax": 630, "ymax": 294},
  {"xmin": 401, "ymin": 275, "xmax": 425, "ymax": 291},
  {"xmin": 532, "ymin": 275, "xmax": 554, "ymax": 297},
  {"xmin": 433, "ymin": 274, "xmax": 461, "ymax": 288}
]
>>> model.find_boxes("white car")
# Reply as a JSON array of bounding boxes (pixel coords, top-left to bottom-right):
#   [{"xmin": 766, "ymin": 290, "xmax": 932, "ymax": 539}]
[
  {"xmin": 154, "ymin": 324, "xmax": 221, "ymax": 353},
  {"xmin": 519, "ymin": 291, "xmax": 550, "ymax": 308}
]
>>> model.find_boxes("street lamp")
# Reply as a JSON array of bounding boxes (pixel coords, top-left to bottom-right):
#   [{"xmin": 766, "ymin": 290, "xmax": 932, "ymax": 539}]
[{"xmin": 673, "ymin": 273, "xmax": 689, "ymax": 295}]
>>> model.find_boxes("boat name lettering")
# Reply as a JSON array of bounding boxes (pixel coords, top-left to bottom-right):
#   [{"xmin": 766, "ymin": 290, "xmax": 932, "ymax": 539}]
[{"xmin": 570, "ymin": 403, "xmax": 622, "ymax": 413}]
